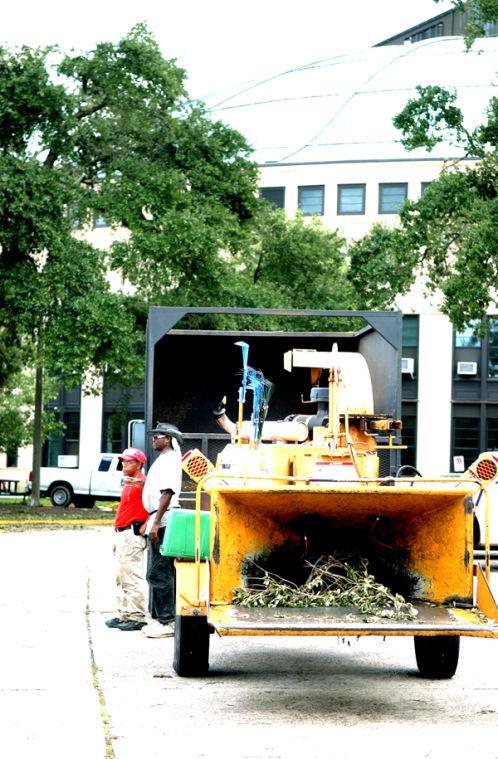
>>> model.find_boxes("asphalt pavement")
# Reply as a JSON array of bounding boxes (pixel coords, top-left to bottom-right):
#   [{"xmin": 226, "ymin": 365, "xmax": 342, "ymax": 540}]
[{"xmin": 2, "ymin": 528, "xmax": 498, "ymax": 759}]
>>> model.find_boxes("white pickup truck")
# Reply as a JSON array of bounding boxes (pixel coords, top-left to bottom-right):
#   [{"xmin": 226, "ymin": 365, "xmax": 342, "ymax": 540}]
[{"xmin": 37, "ymin": 453, "xmax": 124, "ymax": 508}]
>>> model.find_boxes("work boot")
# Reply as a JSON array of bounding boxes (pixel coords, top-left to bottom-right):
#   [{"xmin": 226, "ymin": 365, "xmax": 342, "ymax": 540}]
[
  {"xmin": 105, "ymin": 617, "xmax": 124, "ymax": 628},
  {"xmin": 117, "ymin": 620, "xmax": 147, "ymax": 631}
]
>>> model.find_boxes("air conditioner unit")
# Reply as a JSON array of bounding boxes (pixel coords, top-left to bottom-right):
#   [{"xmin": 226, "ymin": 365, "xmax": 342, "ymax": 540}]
[
  {"xmin": 401, "ymin": 357, "xmax": 415, "ymax": 374},
  {"xmin": 457, "ymin": 361, "xmax": 477, "ymax": 376}
]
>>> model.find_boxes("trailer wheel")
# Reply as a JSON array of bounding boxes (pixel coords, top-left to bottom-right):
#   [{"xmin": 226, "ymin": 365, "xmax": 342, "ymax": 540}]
[
  {"xmin": 173, "ymin": 616, "xmax": 212, "ymax": 677},
  {"xmin": 414, "ymin": 635, "xmax": 460, "ymax": 679},
  {"xmin": 50, "ymin": 484, "xmax": 73, "ymax": 508},
  {"xmin": 473, "ymin": 516, "xmax": 481, "ymax": 549}
]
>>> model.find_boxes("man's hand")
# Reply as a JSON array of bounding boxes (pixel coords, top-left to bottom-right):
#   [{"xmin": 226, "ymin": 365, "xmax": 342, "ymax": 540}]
[
  {"xmin": 139, "ymin": 522, "xmax": 147, "ymax": 536},
  {"xmin": 148, "ymin": 524, "xmax": 159, "ymax": 544}
]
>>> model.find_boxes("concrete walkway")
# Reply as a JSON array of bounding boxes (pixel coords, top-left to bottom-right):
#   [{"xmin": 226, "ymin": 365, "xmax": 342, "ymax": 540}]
[{"xmin": 2, "ymin": 528, "xmax": 498, "ymax": 759}]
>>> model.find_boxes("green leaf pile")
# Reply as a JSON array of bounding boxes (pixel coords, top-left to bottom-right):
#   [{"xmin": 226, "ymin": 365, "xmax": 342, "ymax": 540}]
[{"xmin": 233, "ymin": 555, "xmax": 418, "ymax": 622}]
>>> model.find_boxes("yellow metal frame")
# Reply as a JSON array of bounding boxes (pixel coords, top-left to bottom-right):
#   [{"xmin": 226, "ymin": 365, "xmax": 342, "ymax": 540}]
[{"xmin": 180, "ymin": 471, "xmax": 498, "ymax": 638}]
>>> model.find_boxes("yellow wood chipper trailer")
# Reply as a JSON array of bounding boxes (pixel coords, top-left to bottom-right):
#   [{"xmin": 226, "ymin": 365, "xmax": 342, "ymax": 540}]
[{"xmin": 158, "ymin": 334, "xmax": 498, "ymax": 678}]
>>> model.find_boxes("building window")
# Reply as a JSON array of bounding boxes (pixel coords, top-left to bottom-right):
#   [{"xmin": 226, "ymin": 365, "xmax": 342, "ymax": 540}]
[
  {"xmin": 407, "ymin": 22, "xmax": 444, "ymax": 43},
  {"xmin": 43, "ymin": 411, "xmax": 80, "ymax": 467},
  {"xmin": 488, "ymin": 319, "xmax": 498, "ymax": 378},
  {"xmin": 298, "ymin": 185, "xmax": 324, "ymax": 216},
  {"xmin": 102, "ymin": 411, "xmax": 143, "ymax": 453},
  {"xmin": 402, "ymin": 315, "xmax": 419, "ymax": 348},
  {"xmin": 337, "ymin": 184, "xmax": 365, "ymax": 215},
  {"xmin": 6, "ymin": 450, "xmax": 18, "ymax": 467},
  {"xmin": 421, "ymin": 182, "xmax": 432, "ymax": 195},
  {"xmin": 487, "ymin": 418, "xmax": 498, "ymax": 451},
  {"xmin": 93, "ymin": 214, "xmax": 109, "ymax": 229},
  {"xmin": 260, "ymin": 187, "xmax": 285, "ymax": 209},
  {"xmin": 379, "ymin": 183, "xmax": 408, "ymax": 214},
  {"xmin": 400, "ymin": 410, "xmax": 417, "ymax": 468},
  {"xmin": 452, "ymin": 417, "xmax": 480, "ymax": 469},
  {"xmin": 455, "ymin": 321, "xmax": 481, "ymax": 348}
]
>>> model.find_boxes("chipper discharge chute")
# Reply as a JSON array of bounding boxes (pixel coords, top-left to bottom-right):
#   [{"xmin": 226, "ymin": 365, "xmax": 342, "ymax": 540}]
[{"xmin": 165, "ymin": 344, "xmax": 498, "ymax": 677}]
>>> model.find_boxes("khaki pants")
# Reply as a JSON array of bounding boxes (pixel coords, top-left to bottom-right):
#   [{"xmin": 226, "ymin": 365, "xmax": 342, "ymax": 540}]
[{"xmin": 115, "ymin": 530, "xmax": 148, "ymax": 622}]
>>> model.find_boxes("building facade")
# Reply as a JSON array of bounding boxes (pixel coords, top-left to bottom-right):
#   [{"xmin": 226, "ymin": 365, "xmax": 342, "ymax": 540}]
[{"xmin": 3, "ymin": 32, "xmax": 497, "ymax": 479}]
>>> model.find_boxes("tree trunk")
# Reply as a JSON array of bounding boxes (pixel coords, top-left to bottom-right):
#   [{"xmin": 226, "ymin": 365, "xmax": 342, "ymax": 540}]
[{"xmin": 30, "ymin": 352, "xmax": 43, "ymax": 508}]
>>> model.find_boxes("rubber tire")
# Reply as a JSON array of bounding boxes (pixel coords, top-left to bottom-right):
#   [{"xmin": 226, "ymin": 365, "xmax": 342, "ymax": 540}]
[
  {"xmin": 73, "ymin": 495, "xmax": 95, "ymax": 509},
  {"xmin": 50, "ymin": 484, "xmax": 73, "ymax": 508},
  {"xmin": 414, "ymin": 635, "xmax": 460, "ymax": 679},
  {"xmin": 473, "ymin": 515, "xmax": 481, "ymax": 549},
  {"xmin": 173, "ymin": 616, "xmax": 211, "ymax": 677}
]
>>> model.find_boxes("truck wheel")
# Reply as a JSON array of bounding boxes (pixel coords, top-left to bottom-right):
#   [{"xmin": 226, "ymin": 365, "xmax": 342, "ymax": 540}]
[
  {"xmin": 414, "ymin": 635, "xmax": 460, "ymax": 679},
  {"xmin": 50, "ymin": 484, "xmax": 73, "ymax": 508},
  {"xmin": 473, "ymin": 515, "xmax": 481, "ymax": 549},
  {"xmin": 73, "ymin": 496, "xmax": 95, "ymax": 509},
  {"xmin": 173, "ymin": 616, "xmax": 212, "ymax": 677}
]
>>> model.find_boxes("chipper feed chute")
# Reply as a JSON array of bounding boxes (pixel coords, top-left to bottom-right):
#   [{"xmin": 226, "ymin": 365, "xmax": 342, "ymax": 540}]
[{"xmin": 170, "ymin": 344, "xmax": 498, "ymax": 678}]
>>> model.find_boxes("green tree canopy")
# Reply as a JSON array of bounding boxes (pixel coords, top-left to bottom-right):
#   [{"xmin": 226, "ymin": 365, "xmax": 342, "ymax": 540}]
[
  {"xmin": 349, "ymin": 1, "xmax": 498, "ymax": 329},
  {"xmin": 439, "ymin": 0, "xmax": 498, "ymax": 47},
  {"xmin": 0, "ymin": 25, "xmax": 262, "ymax": 498}
]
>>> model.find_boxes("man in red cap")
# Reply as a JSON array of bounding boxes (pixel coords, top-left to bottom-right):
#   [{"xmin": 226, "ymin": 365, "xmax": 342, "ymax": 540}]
[{"xmin": 105, "ymin": 448, "xmax": 149, "ymax": 632}]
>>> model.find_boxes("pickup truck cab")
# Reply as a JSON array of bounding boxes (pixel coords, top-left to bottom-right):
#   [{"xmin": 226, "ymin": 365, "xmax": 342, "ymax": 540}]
[{"xmin": 36, "ymin": 453, "xmax": 124, "ymax": 508}]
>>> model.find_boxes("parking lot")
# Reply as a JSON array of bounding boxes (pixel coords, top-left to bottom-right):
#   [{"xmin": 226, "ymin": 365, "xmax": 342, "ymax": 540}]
[{"xmin": 2, "ymin": 527, "xmax": 498, "ymax": 759}]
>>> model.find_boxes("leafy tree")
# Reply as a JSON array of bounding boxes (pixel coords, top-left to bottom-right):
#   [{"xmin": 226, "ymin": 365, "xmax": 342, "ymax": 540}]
[
  {"xmin": 233, "ymin": 207, "xmax": 358, "ymax": 329},
  {"xmin": 0, "ymin": 370, "xmax": 62, "ymax": 457},
  {"xmin": 0, "ymin": 25, "xmax": 260, "ymax": 503},
  {"xmin": 438, "ymin": 0, "xmax": 498, "ymax": 47},
  {"xmin": 349, "ymin": 2, "xmax": 498, "ymax": 329}
]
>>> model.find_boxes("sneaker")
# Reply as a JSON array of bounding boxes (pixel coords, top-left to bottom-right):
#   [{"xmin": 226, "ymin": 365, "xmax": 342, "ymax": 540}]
[
  {"xmin": 117, "ymin": 620, "xmax": 147, "ymax": 632},
  {"xmin": 142, "ymin": 621, "xmax": 175, "ymax": 638},
  {"xmin": 105, "ymin": 617, "xmax": 124, "ymax": 628}
]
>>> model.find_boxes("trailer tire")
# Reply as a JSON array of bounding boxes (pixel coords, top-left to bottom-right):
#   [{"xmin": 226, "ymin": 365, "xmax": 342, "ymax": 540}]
[
  {"xmin": 173, "ymin": 616, "xmax": 211, "ymax": 677},
  {"xmin": 50, "ymin": 484, "xmax": 73, "ymax": 508},
  {"xmin": 414, "ymin": 635, "xmax": 460, "ymax": 679},
  {"xmin": 473, "ymin": 515, "xmax": 481, "ymax": 549}
]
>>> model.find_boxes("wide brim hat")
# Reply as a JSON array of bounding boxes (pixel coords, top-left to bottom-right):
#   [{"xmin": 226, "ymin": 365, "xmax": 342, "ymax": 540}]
[{"xmin": 149, "ymin": 422, "xmax": 183, "ymax": 445}]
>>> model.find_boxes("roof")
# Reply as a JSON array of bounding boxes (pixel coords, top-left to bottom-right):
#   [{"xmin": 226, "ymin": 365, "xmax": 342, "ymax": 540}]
[{"xmin": 205, "ymin": 37, "xmax": 498, "ymax": 166}]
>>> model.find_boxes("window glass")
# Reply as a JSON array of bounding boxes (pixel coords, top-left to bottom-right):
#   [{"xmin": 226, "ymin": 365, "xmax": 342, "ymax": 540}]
[
  {"xmin": 455, "ymin": 321, "xmax": 481, "ymax": 347},
  {"xmin": 487, "ymin": 418, "xmax": 498, "ymax": 451},
  {"xmin": 102, "ymin": 411, "xmax": 139, "ymax": 453},
  {"xmin": 421, "ymin": 182, "xmax": 432, "ymax": 195},
  {"xmin": 260, "ymin": 187, "xmax": 285, "ymax": 209},
  {"xmin": 400, "ymin": 413, "xmax": 417, "ymax": 468},
  {"xmin": 379, "ymin": 183, "xmax": 407, "ymax": 214},
  {"xmin": 43, "ymin": 411, "xmax": 80, "ymax": 467},
  {"xmin": 98, "ymin": 457, "xmax": 113, "ymax": 472},
  {"xmin": 452, "ymin": 417, "xmax": 480, "ymax": 469},
  {"xmin": 402, "ymin": 316, "xmax": 419, "ymax": 348},
  {"xmin": 488, "ymin": 319, "xmax": 498, "ymax": 377},
  {"xmin": 94, "ymin": 214, "xmax": 108, "ymax": 229},
  {"xmin": 337, "ymin": 184, "xmax": 365, "ymax": 215},
  {"xmin": 298, "ymin": 185, "xmax": 324, "ymax": 216}
]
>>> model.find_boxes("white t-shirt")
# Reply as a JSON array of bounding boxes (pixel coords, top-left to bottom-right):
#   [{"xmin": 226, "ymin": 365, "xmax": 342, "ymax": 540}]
[{"xmin": 142, "ymin": 448, "xmax": 182, "ymax": 529}]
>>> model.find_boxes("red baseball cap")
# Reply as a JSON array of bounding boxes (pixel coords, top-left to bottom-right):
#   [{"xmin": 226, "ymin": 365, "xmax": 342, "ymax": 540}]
[{"xmin": 118, "ymin": 447, "xmax": 146, "ymax": 464}]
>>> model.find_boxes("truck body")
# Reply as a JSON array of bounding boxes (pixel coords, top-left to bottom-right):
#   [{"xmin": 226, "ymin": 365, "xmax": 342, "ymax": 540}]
[
  {"xmin": 145, "ymin": 308, "xmax": 498, "ymax": 679},
  {"xmin": 35, "ymin": 453, "xmax": 123, "ymax": 507}
]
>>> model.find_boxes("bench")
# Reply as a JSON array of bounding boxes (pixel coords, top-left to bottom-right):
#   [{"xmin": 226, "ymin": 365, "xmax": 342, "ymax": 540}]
[{"xmin": 0, "ymin": 478, "xmax": 28, "ymax": 502}]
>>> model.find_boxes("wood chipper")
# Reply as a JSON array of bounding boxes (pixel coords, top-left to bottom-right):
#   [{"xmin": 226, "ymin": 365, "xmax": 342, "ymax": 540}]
[{"xmin": 163, "ymin": 341, "xmax": 498, "ymax": 678}]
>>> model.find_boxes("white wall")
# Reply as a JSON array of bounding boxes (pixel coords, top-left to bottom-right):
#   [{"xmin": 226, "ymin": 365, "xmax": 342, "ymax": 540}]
[
  {"xmin": 78, "ymin": 382, "xmax": 104, "ymax": 469},
  {"xmin": 416, "ymin": 313, "xmax": 453, "ymax": 475},
  {"xmin": 258, "ymin": 158, "xmax": 449, "ymax": 240}
]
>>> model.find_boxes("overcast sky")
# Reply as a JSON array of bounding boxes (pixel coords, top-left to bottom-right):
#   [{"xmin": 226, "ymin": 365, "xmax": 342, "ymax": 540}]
[{"xmin": 1, "ymin": 0, "xmax": 454, "ymax": 99}]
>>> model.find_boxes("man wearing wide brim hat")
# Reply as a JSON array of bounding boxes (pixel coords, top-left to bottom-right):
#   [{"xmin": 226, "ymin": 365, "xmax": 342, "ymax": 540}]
[{"xmin": 141, "ymin": 422, "xmax": 183, "ymax": 638}]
